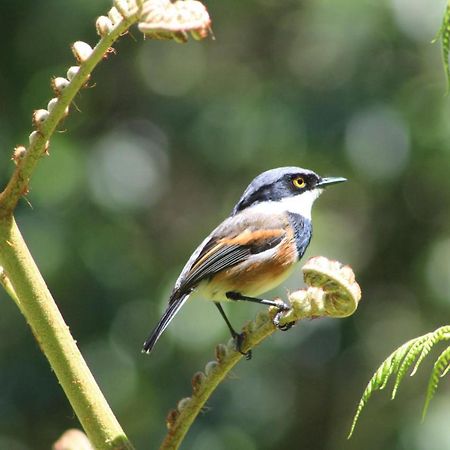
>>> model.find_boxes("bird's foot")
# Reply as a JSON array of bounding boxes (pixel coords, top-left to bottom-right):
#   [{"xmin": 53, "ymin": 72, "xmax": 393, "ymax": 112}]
[
  {"xmin": 234, "ymin": 332, "xmax": 252, "ymax": 360},
  {"xmin": 272, "ymin": 298, "xmax": 290, "ymax": 312},
  {"xmin": 272, "ymin": 303, "xmax": 295, "ymax": 331}
]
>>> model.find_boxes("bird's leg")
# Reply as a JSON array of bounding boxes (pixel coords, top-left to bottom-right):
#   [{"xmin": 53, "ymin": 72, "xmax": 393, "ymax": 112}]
[
  {"xmin": 273, "ymin": 311, "xmax": 295, "ymax": 331},
  {"xmin": 227, "ymin": 291, "xmax": 294, "ymax": 331},
  {"xmin": 226, "ymin": 291, "xmax": 290, "ymax": 311},
  {"xmin": 214, "ymin": 302, "xmax": 252, "ymax": 360}
]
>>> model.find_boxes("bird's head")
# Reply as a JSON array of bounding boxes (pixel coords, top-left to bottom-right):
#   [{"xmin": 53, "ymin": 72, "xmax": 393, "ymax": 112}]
[{"xmin": 232, "ymin": 167, "xmax": 347, "ymax": 218}]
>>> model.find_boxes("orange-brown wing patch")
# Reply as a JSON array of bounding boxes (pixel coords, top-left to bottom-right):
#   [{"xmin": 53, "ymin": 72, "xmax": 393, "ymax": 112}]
[
  {"xmin": 211, "ymin": 228, "xmax": 297, "ymax": 296},
  {"xmin": 179, "ymin": 228, "xmax": 286, "ymax": 293},
  {"xmin": 190, "ymin": 241, "xmax": 226, "ymax": 273},
  {"xmin": 220, "ymin": 228, "xmax": 285, "ymax": 248}
]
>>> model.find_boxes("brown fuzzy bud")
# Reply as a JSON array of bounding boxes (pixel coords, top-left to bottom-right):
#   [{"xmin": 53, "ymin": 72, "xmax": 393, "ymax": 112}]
[
  {"xmin": 32, "ymin": 109, "xmax": 49, "ymax": 129},
  {"xmin": 29, "ymin": 131, "xmax": 40, "ymax": 145},
  {"xmin": 215, "ymin": 343, "xmax": 228, "ymax": 363},
  {"xmin": 67, "ymin": 66, "xmax": 80, "ymax": 81},
  {"xmin": 191, "ymin": 371, "xmax": 206, "ymax": 393},
  {"xmin": 52, "ymin": 77, "xmax": 69, "ymax": 95},
  {"xmin": 96, "ymin": 16, "xmax": 113, "ymax": 36},
  {"xmin": 47, "ymin": 98, "xmax": 69, "ymax": 117},
  {"xmin": 166, "ymin": 409, "xmax": 179, "ymax": 429},
  {"xmin": 72, "ymin": 41, "xmax": 93, "ymax": 63},
  {"xmin": 108, "ymin": 7, "xmax": 123, "ymax": 25},
  {"xmin": 205, "ymin": 360, "xmax": 218, "ymax": 376},
  {"xmin": 47, "ymin": 98, "xmax": 58, "ymax": 113},
  {"xmin": 12, "ymin": 146, "xmax": 26, "ymax": 165},
  {"xmin": 177, "ymin": 397, "xmax": 191, "ymax": 412}
]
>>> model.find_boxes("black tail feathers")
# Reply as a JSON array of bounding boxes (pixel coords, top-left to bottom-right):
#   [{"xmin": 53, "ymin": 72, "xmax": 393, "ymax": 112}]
[{"xmin": 142, "ymin": 294, "xmax": 189, "ymax": 354}]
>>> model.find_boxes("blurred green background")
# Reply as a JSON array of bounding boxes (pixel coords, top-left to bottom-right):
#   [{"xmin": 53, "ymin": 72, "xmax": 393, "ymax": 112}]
[{"xmin": 1, "ymin": 0, "xmax": 450, "ymax": 449}]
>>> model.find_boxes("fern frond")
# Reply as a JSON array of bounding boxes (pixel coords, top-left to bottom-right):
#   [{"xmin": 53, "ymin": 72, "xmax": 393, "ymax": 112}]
[
  {"xmin": 391, "ymin": 333, "xmax": 435, "ymax": 399},
  {"xmin": 378, "ymin": 338, "xmax": 418, "ymax": 390},
  {"xmin": 410, "ymin": 327, "xmax": 450, "ymax": 376},
  {"xmin": 347, "ymin": 338, "xmax": 416, "ymax": 438},
  {"xmin": 422, "ymin": 345, "xmax": 450, "ymax": 419},
  {"xmin": 349, "ymin": 326, "xmax": 450, "ymax": 438},
  {"xmin": 410, "ymin": 334, "xmax": 441, "ymax": 377},
  {"xmin": 440, "ymin": 361, "xmax": 450, "ymax": 378},
  {"xmin": 433, "ymin": 0, "xmax": 450, "ymax": 93}
]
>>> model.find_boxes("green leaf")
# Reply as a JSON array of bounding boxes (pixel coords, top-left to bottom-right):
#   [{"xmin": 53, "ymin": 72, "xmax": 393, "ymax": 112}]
[
  {"xmin": 391, "ymin": 332, "xmax": 439, "ymax": 399},
  {"xmin": 434, "ymin": 1, "xmax": 450, "ymax": 93},
  {"xmin": 422, "ymin": 345, "xmax": 450, "ymax": 419},
  {"xmin": 349, "ymin": 326, "xmax": 450, "ymax": 438},
  {"xmin": 347, "ymin": 338, "xmax": 416, "ymax": 438}
]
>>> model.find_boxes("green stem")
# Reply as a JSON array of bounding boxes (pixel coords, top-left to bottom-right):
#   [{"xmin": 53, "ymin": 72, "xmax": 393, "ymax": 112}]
[
  {"xmin": 159, "ymin": 311, "xmax": 277, "ymax": 450},
  {"xmin": 0, "ymin": 6, "xmax": 142, "ymax": 448},
  {"xmin": 0, "ymin": 216, "xmax": 134, "ymax": 450},
  {"xmin": 0, "ymin": 264, "xmax": 20, "ymax": 306},
  {"xmin": 0, "ymin": 9, "xmax": 140, "ymax": 217}
]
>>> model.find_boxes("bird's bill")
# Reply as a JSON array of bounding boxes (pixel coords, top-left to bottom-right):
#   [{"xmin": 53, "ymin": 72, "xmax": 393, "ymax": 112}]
[{"xmin": 317, "ymin": 176, "xmax": 347, "ymax": 187}]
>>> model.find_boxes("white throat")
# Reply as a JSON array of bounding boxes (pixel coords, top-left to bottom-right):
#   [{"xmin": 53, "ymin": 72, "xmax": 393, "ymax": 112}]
[{"xmin": 248, "ymin": 189, "xmax": 323, "ymax": 219}]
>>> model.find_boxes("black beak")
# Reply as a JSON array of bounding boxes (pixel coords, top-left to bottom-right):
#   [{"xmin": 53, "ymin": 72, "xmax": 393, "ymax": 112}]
[{"xmin": 317, "ymin": 176, "xmax": 347, "ymax": 188}]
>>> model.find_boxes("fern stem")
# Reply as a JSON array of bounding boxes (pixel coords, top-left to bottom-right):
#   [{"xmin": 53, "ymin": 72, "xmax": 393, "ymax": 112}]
[
  {"xmin": 159, "ymin": 312, "xmax": 276, "ymax": 450},
  {"xmin": 0, "ymin": 216, "xmax": 134, "ymax": 450},
  {"xmin": 0, "ymin": 9, "xmax": 139, "ymax": 216},
  {"xmin": 0, "ymin": 5, "xmax": 142, "ymax": 448}
]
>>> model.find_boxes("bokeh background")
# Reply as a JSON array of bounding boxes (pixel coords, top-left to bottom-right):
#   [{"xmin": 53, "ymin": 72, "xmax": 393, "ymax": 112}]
[{"xmin": 1, "ymin": 0, "xmax": 450, "ymax": 449}]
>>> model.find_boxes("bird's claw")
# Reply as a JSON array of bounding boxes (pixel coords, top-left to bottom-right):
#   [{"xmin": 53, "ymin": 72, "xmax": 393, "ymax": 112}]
[
  {"xmin": 277, "ymin": 320, "xmax": 295, "ymax": 331},
  {"xmin": 273, "ymin": 308, "xmax": 295, "ymax": 331},
  {"xmin": 234, "ymin": 332, "xmax": 252, "ymax": 360}
]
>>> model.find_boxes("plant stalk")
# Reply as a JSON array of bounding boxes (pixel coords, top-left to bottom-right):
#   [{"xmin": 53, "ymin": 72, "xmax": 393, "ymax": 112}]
[{"xmin": 0, "ymin": 215, "xmax": 134, "ymax": 450}]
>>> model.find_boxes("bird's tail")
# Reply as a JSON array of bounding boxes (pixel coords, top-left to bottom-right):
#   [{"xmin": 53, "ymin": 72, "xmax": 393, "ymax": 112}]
[{"xmin": 142, "ymin": 293, "xmax": 189, "ymax": 354}]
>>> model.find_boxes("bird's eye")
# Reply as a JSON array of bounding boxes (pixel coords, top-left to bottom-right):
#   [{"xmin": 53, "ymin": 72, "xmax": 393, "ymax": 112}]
[{"xmin": 292, "ymin": 176, "xmax": 306, "ymax": 189}]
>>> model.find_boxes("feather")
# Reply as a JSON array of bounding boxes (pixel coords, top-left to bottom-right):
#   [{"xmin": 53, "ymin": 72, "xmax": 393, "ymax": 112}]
[
  {"xmin": 142, "ymin": 292, "xmax": 190, "ymax": 353},
  {"xmin": 178, "ymin": 229, "xmax": 285, "ymax": 293}
]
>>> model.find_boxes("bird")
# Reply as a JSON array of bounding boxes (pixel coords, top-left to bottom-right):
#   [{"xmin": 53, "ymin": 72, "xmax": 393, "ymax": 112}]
[{"xmin": 142, "ymin": 166, "xmax": 346, "ymax": 357}]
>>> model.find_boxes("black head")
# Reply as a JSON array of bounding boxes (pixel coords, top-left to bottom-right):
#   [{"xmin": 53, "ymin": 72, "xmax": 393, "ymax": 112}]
[{"xmin": 232, "ymin": 166, "xmax": 346, "ymax": 215}]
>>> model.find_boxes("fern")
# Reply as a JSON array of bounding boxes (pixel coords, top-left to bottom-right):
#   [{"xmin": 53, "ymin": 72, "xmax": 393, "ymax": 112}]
[
  {"xmin": 348, "ymin": 326, "xmax": 450, "ymax": 438},
  {"xmin": 422, "ymin": 345, "xmax": 450, "ymax": 419},
  {"xmin": 434, "ymin": 0, "xmax": 450, "ymax": 92},
  {"xmin": 391, "ymin": 332, "xmax": 436, "ymax": 399}
]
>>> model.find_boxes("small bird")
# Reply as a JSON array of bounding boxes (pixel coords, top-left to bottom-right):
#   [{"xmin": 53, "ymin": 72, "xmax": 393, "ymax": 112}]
[{"xmin": 143, "ymin": 166, "xmax": 346, "ymax": 356}]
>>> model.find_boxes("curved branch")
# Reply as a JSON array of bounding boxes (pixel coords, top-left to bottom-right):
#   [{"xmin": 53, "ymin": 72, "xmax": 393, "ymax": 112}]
[
  {"xmin": 160, "ymin": 257, "xmax": 362, "ymax": 450},
  {"xmin": 0, "ymin": 217, "xmax": 134, "ymax": 450},
  {"xmin": 0, "ymin": 6, "xmax": 140, "ymax": 217},
  {"xmin": 0, "ymin": 1, "xmax": 207, "ymax": 447}
]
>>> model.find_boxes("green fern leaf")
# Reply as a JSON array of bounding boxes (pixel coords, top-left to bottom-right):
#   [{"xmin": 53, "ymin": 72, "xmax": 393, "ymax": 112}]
[
  {"xmin": 410, "ymin": 336, "xmax": 439, "ymax": 377},
  {"xmin": 350, "ymin": 326, "xmax": 450, "ymax": 438},
  {"xmin": 434, "ymin": 1, "xmax": 450, "ymax": 93},
  {"xmin": 347, "ymin": 338, "xmax": 416, "ymax": 438},
  {"xmin": 411, "ymin": 327, "xmax": 450, "ymax": 376},
  {"xmin": 379, "ymin": 338, "xmax": 420, "ymax": 389},
  {"xmin": 422, "ymin": 345, "xmax": 450, "ymax": 419},
  {"xmin": 440, "ymin": 361, "xmax": 450, "ymax": 378},
  {"xmin": 392, "ymin": 333, "xmax": 435, "ymax": 399}
]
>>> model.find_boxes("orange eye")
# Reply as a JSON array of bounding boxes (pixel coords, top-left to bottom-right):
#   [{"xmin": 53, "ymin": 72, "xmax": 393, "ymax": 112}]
[{"xmin": 292, "ymin": 176, "xmax": 306, "ymax": 189}]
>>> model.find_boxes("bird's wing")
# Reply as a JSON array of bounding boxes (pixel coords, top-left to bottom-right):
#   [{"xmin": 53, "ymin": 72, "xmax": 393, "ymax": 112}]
[
  {"xmin": 143, "ymin": 214, "xmax": 288, "ymax": 353},
  {"xmin": 170, "ymin": 214, "xmax": 287, "ymax": 301}
]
